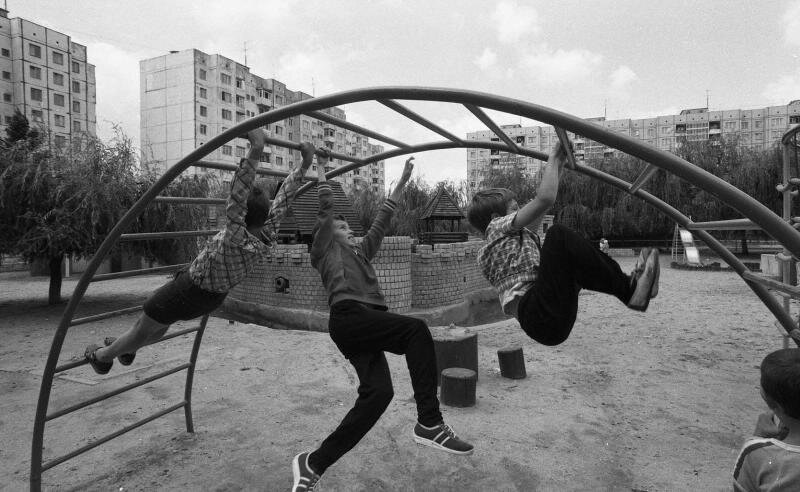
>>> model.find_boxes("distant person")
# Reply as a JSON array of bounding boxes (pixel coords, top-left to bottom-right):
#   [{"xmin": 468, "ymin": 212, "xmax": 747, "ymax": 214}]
[
  {"xmin": 292, "ymin": 153, "xmax": 473, "ymax": 492},
  {"xmin": 600, "ymin": 238, "xmax": 609, "ymax": 255},
  {"xmin": 84, "ymin": 132, "xmax": 317, "ymax": 374},
  {"xmin": 466, "ymin": 139, "xmax": 660, "ymax": 348},
  {"xmin": 734, "ymin": 348, "xmax": 800, "ymax": 491}
]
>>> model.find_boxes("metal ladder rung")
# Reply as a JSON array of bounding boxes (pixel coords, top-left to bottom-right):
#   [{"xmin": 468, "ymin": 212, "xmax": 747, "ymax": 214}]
[
  {"xmin": 41, "ymin": 402, "xmax": 187, "ymax": 472},
  {"xmin": 742, "ymin": 271, "xmax": 800, "ymax": 297},
  {"xmin": 69, "ymin": 306, "xmax": 143, "ymax": 328},
  {"xmin": 47, "ymin": 364, "xmax": 190, "ymax": 421},
  {"xmin": 120, "ymin": 230, "xmax": 219, "ymax": 241},
  {"xmin": 91, "ymin": 264, "xmax": 188, "ymax": 282}
]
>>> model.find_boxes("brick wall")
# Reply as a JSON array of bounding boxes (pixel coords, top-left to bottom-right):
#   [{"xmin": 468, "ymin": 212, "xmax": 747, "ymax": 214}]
[{"xmin": 228, "ymin": 237, "xmax": 492, "ymax": 313}]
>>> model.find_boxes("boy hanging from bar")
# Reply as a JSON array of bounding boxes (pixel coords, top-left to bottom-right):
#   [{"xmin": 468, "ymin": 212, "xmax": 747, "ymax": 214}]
[{"xmin": 84, "ymin": 130, "xmax": 317, "ymax": 374}]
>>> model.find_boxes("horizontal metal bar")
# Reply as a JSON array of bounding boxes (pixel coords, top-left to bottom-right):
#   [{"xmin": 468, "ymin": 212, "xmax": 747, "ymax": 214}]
[
  {"xmin": 192, "ymin": 160, "xmax": 290, "ymax": 177},
  {"xmin": 91, "ymin": 264, "xmax": 188, "ymax": 282},
  {"xmin": 554, "ymin": 127, "xmax": 579, "ymax": 170},
  {"xmin": 154, "ymin": 325, "xmax": 201, "ymax": 344},
  {"xmin": 628, "ymin": 163, "xmax": 659, "ymax": 193},
  {"xmin": 261, "ymin": 136, "xmax": 356, "ymax": 163},
  {"xmin": 120, "ymin": 230, "xmax": 218, "ymax": 241},
  {"xmin": 47, "ymin": 364, "xmax": 190, "ymax": 421},
  {"xmin": 68, "ymin": 306, "xmax": 143, "ymax": 329},
  {"xmin": 685, "ymin": 219, "xmax": 762, "ymax": 231},
  {"xmin": 305, "ymin": 110, "xmax": 412, "ymax": 149},
  {"xmin": 741, "ymin": 271, "xmax": 800, "ymax": 297},
  {"xmin": 41, "ymin": 402, "xmax": 186, "ymax": 472},
  {"xmin": 378, "ymin": 99, "xmax": 463, "ymax": 143},
  {"xmin": 153, "ymin": 196, "xmax": 226, "ymax": 205},
  {"xmin": 463, "ymin": 104, "xmax": 521, "ymax": 154}
]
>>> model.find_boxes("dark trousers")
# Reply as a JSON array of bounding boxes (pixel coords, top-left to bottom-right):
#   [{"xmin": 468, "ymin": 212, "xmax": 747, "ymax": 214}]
[
  {"xmin": 309, "ymin": 300, "xmax": 443, "ymax": 474},
  {"xmin": 517, "ymin": 224, "xmax": 633, "ymax": 346}
]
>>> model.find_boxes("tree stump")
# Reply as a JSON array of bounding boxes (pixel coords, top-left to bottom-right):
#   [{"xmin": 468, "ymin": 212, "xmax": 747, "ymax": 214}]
[
  {"xmin": 440, "ymin": 368, "xmax": 477, "ymax": 407},
  {"xmin": 497, "ymin": 346, "xmax": 526, "ymax": 379},
  {"xmin": 430, "ymin": 325, "xmax": 478, "ymax": 386}
]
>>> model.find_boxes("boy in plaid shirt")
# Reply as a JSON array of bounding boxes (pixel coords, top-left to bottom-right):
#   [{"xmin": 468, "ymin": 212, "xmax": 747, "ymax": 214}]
[
  {"xmin": 85, "ymin": 130, "xmax": 317, "ymax": 373},
  {"xmin": 467, "ymin": 139, "xmax": 659, "ymax": 347}
]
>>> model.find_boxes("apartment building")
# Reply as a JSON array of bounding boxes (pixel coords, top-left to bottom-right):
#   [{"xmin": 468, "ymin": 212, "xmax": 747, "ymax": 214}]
[
  {"xmin": 140, "ymin": 49, "xmax": 385, "ymax": 195},
  {"xmin": 466, "ymin": 100, "xmax": 800, "ymax": 194},
  {"xmin": 0, "ymin": 9, "xmax": 97, "ymax": 145}
]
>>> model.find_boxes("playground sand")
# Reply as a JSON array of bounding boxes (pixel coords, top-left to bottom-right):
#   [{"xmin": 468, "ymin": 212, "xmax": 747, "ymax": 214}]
[{"xmin": 0, "ymin": 256, "xmax": 783, "ymax": 491}]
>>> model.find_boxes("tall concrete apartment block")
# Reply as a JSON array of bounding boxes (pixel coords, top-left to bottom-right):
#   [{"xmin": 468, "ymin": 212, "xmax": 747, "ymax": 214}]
[
  {"xmin": 466, "ymin": 101, "xmax": 800, "ymax": 194},
  {"xmin": 0, "ymin": 9, "xmax": 96, "ymax": 145},
  {"xmin": 140, "ymin": 49, "xmax": 386, "ymax": 195}
]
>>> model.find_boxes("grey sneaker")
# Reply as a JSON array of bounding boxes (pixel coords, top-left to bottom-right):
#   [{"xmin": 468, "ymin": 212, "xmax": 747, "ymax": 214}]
[
  {"xmin": 413, "ymin": 422, "xmax": 474, "ymax": 455},
  {"xmin": 627, "ymin": 249, "xmax": 659, "ymax": 311},
  {"xmin": 292, "ymin": 452, "xmax": 320, "ymax": 492}
]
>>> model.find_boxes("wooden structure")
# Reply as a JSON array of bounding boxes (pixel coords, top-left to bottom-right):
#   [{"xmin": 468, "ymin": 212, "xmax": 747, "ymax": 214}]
[
  {"xmin": 419, "ymin": 187, "xmax": 468, "ymax": 245},
  {"xmin": 440, "ymin": 368, "xmax": 477, "ymax": 407},
  {"xmin": 276, "ymin": 180, "xmax": 363, "ymax": 244},
  {"xmin": 497, "ymin": 346, "xmax": 527, "ymax": 379}
]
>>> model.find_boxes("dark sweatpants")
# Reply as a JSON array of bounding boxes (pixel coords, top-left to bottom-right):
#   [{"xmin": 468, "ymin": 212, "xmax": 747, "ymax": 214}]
[
  {"xmin": 308, "ymin": 300, "xmax": 442, "ymax": 474},
  {"xmin": 517, "ymin": 224, "xmax": 634, "ymax": 346}
]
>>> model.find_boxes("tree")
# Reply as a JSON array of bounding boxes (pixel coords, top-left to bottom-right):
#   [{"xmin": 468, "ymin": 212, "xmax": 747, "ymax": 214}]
[
  {"xmin": 4, "ymin": 108, "xmax": 30, "ymax": 144},
  {"xmin": 0, "ymin": 128, "xmax": 218, "ymax": 304}
]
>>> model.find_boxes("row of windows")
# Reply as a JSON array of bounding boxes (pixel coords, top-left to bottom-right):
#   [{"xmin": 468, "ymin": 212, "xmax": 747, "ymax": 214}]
[{"xmin": 27, "ymin": 43, "xmax": 82, "ymax": 73}]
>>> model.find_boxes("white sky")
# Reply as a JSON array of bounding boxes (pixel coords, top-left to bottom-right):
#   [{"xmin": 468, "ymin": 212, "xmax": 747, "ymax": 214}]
[{"xmin": 15, "ymin": 0, "xmax": 800, "ymax": 188}]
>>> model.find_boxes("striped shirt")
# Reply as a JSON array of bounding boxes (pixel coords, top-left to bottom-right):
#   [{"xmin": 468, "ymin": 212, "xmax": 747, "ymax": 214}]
[
  {"xmin": 188, "ymin": 157, "xmax": 306, "ymax": 293},
  {"xmin": 734, "ymin": 438, "xmax": 800, "ymax": 491},
  {"xmin": 476, "ymin": 212, "xmax": 541, "ymax": 316}
]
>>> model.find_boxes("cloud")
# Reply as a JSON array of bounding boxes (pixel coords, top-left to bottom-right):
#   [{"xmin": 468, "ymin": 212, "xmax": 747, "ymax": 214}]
[
  {"xmin": 519, "ymin": 47, "xmax": 603, "ymax": 85},
  {"xmin": 763, "ymin": 68, "xmax": 800, "ymax": 105},
  {"xmin": 491, "ymin": 1, "xmax": 540, "ymax": 44},
  {"xmin": 86, "ymin": 42, "xmax": 147, "ymax": 147},
  {"xmin": 474, "ymin": 48, "xmax": 498, "ymax": 71},
  {"xmin": 609, "ymin": 65, "xmax": 638, "ymax": 91},
  {"xmin": 784, "ymin": 1, "xmax": 800, "ymax": 46}
]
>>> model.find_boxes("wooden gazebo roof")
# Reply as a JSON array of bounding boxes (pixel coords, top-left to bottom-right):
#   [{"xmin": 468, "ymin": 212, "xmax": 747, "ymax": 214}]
[
  {"xmin": 419, "ymin": 187, "xmax": 464, "ymax": 221},
  {"xmin": 277, "ymin": 180, "xmax": 363, "ymax": 242}
]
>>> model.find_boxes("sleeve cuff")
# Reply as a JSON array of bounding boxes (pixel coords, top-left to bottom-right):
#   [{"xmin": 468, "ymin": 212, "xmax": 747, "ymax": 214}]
[{"xmin": 383, "ymin": 198, "xmax": 398, "ymax": 211}]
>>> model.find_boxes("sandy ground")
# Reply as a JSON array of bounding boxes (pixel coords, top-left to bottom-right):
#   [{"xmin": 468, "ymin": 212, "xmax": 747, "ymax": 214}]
[{"xmin": 0, "ymin": 256, "xmax": 790, "ymax": 491}]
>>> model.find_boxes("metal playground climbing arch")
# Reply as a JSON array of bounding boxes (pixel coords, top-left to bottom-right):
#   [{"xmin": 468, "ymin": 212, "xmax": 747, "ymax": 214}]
[{"xmin": 31, "ymin": 87, "xmax": 800, "ymax": 490}]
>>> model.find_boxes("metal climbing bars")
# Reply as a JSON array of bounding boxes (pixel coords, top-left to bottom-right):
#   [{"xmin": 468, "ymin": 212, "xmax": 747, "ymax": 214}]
[{"xmin": 31, "ymin": 87, "xmax": 800, "ymax": 490}]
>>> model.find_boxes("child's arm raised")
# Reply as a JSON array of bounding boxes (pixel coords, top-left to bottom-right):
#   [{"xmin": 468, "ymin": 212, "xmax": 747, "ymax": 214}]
[
  {"xmin": 360, "ymin": 157, "xmax": 414, "ymax": 260},
  {"xmin": 262, "ymin": 141, "xmax": 315, "ymax": 239},
  {"xmin": 512, "ymin": 140, "xmax": 568, "ymax": 231},
  {"xmin": 227, "ymin": 129, "xmax": 266, "ymax": 226},
  {"xmin": 310, "ymin": 150, "xmax": 335, "ymax": 264}
]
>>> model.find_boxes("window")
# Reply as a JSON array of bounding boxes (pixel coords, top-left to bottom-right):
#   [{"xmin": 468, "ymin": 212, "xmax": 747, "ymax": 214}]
[
  {"xmin": 4, "ymin": 115, "xmax": 10, "ymax": 124},
  {"xmin": 372, "ymin": 178, "xmax": 379, "ymax": 183},
  {"xmin": 516, "ymin": 136, "xmax": 524, "ymax": 144},
  {"xmin": 303, "ymin": 120, "xmax": 310, "ymax": 130},
  {"xmin": 199, "ymin": 69, "xmax": 206, "ymax": 80},
  {"xmin": 221, "ymin": 109, "xmax": 232, "ymax": 120},
  {"xmin": 199, "ymin": 105, "xmax": 207, "ymax": 117},
  {"xmin": 288, "ymin": 132, "xmax": 293, "ymax": 140},
  {"xmin": 741, "ymin": 121, "xmax": 749, "ymax": 130},
  {"xmin": 236, "ymin": 95, "xmax": 244, "ymax": 107},
  {"xmin": 72, "ymin": 61, "xmax": 80, "ymax": 73},
  {"xmin": 72, "ymin": 100, "xmax": 80, "ymax": 112},
  {"xmin": 31, "ymin": 109, "xmax": 43, "ymax": 122},
  {"xmin": 54, "ymin": 93, "xmax": 65, "ymax": 106},
  {"xmin": 72, "ymin": 81, "xmax": 80, "ymax": 93},
  {"xmin": 755, "ymin": 120, "xmax": 762, "ymax": 129},
  {"xmin": 54, "ymin": 114, "xmax": 65, "ymax": 127},
  {"xmin": 73, "ymin": 120, "xmax": 81, "ymax": 131},
  {"xmin": 220, "ymin": 73, "xmax": 231, "ymax": 85},
  {"xmin": 54, "ymin": 135, "xmax": 66, "ymax": 147},
  {"xmin": 222, "ymin": 145, "xmax": 232, "ymax": 155},
  {"xmin": 236, "ymin": 78, "xmax": 243, "ymax": 88},
  {"xmin": 2, "ymin": 71, "xmax": 9, "ymax": 80},
  {"xmin": 52, "ymin": 51, "xmax": 64, "ymax": 65},
  {"xmin": 275, "ymin": 156, "xmax": 283, "ymax": 166},
  {"xmin": 221, "ymin": 91, "xmax": 232, "ymax": 103},
  {"xmin": 235, "ymin": 146, "xmax": 245, "ymax": 157},
  {"xmin": 274, "ymin": 126, "xmax": 282, "ymax": 135},
  {"xmin": 199, "ymin": 87, "xmax": 207, "ymax": 99},
  {"xmin": 29, "ymin": 43, "xmax": 41, "ymax": 58},
  {"xmin": 53, "ymin": 73, "xmax": 64, "ymax": 86},
  {"xmin": 236, "ymin": 111, "xmax": 245, "ymax": 122},
  {"xmin": 2, "ymin": 93, "xmax": 9, "ymax": 102},
  {"xmin": 1, "ymin": 48, "xmax": 8, "ymax": 57},
  {"xmin": 30, "ymin": 87, "xmax": 43, "ymax": 102},
  {"xmin": 259, "ymin": 152, "xmax": 270, "ymax": 163},
  {"xmin": 199, "ymin": 124, "xmax": 207, "ymax": 135},
  {"xmin": 30, "ymin": 65, "xmax": 42, "ymax": 79}
]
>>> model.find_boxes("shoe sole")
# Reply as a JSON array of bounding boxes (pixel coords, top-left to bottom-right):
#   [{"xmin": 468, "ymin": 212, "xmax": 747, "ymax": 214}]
[
  {"xmin": 291, "ymin": 454, "xmax": 302, "ymax": 490},
  {"xmin": 413, "ymin": 434, "xmax": 474, "ymax": 455},
  {"xmin": 103, "ymin": 337, "xmax": 136, "ymax": 366},
  {"xmin": 627, "ymin": 251, "xmax": 657, "ymax": 312}
]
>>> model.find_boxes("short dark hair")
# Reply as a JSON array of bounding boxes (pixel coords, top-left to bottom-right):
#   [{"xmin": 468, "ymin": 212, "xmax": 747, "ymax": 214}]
[
  {"xmin": 466, "ymin": 188, "xmax": 516, "ymax": 233},
  {"xmin": 245, "ymin": 186, "xmax": 270, "ymax": 228},
  {"xmin": 311, "ymin": 214, "xmax": 347, "ymax": 240},
  {"xmin": 761, "ymin": 348, "xmax": 800, "ymax": 419}
]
